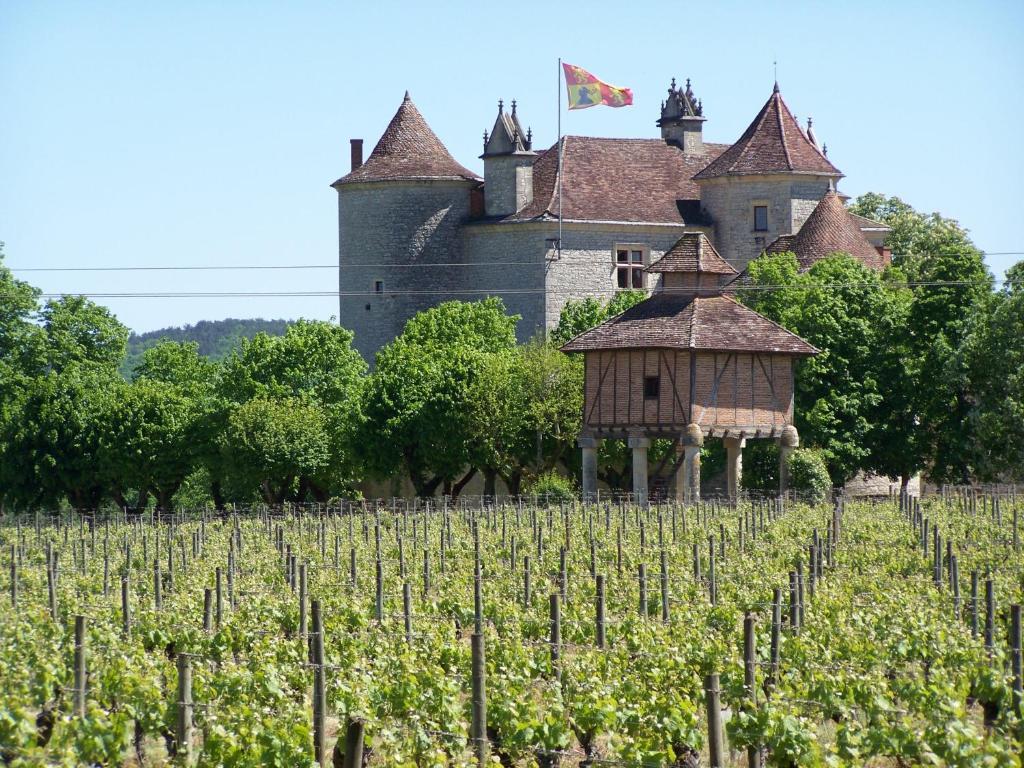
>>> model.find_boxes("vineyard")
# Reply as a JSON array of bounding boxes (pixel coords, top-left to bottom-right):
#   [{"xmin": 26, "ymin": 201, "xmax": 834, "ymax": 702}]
[{"xmin": 2, "ymin": 494, "xmax": 1023, "ymax": 767}]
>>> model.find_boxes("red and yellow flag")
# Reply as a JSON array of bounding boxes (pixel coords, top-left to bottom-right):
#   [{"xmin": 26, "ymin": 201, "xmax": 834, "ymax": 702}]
[{"xmin": 562, "ymin": 62, "xmax": 633, "ymax": 110}]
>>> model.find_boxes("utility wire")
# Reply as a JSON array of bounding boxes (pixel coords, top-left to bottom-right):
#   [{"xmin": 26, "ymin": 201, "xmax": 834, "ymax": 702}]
[
  {"xmin": 6, "ymin": 251, "xmax": 1022, "ymax": 272},
  {"xmin": 10, "ymin": 277, "xmax": 1019, "ymax": 300}
]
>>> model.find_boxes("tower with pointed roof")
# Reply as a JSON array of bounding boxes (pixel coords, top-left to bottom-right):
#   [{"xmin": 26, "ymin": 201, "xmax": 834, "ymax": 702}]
[
  {"xmin": 657, "ymin": 78, "xmax": 706, "ymax": 156},
  {"xmin": 331, "ymin": 92, "xmax": 480, "ymax": 361},
  {"xmin": 481, "ymin": 100, "xmax": 536, "ymax": 217},
  {"xmin": 695, "ymin": 83, "xmax": 842, "ymax": 270}
]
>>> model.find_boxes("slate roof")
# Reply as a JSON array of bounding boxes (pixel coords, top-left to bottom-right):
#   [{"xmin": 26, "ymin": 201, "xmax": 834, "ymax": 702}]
[
  {"xmin": 334, "ymin": 93, "xmax": 480, "ymax": 185},
  {"xmin": 647, "ymin": 233, "xmax": 737, "ymax": 275},
  {"xmin": 765, "ymin": 190, "xmax": 887, "ymax": 270},
  {"xmin": 693, "ymin": 85, "xmax": 841, "ymax": 180},
  {"xmin": 560, "ymin": 293, "xmax": 818, "ymax": 356},
  {"xmin": 508, "ymin": 137, "xmax": 728, "ymax": 225}
]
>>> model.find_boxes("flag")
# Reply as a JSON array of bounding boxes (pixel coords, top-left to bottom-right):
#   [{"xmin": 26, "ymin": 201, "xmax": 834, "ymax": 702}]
[{"xmin": 562, "ymin": 62, "xmax": 633, "ymax": 110}]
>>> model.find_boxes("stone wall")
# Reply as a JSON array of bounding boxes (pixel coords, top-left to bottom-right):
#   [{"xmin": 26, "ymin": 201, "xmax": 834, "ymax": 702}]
[
  {"xmin": 483, "ymin": 155, "xmax": 534, "ymax": 217},
  {"xmin": 698, "ymin": 175, "xmax": 833, "ymax": 269},
  {"xmin": 337, "ymin": 178, "xmax": 476, "ymax": 363}
]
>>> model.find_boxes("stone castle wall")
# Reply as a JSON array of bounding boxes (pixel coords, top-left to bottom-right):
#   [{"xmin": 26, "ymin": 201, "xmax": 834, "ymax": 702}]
[
  {"xmin": 699, "ymin": 175, "xmax": 833, "ymax": 270},
  {"xmin": 337, "ymin": 178, "xmax": 476, "ymax": 363}
]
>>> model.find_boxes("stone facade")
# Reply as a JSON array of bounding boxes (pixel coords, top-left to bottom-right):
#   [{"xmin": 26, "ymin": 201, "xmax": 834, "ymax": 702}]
[
  {"xmin": 698, "ymin": 174, "xmax": 834, "ymax": 271},
  {"xmin": 334, "ymin": 82, "xmax": 880, "ymax": 362}
]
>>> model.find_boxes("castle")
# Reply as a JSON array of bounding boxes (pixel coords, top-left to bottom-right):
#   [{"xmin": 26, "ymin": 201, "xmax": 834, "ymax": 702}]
[{"xmin": 332, "ymin": 79, "xmax": 891, "ymax": 362}]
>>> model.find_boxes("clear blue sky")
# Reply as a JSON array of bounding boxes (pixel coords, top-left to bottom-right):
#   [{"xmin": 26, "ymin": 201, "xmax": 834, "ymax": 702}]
[{"xmin": 2, "ymin": 0, "xmax": 1021, "ymax": 333}]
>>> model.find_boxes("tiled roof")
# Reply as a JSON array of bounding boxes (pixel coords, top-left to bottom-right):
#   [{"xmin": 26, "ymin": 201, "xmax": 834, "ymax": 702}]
[
  {"xmin": 847, "ymin": 211, "xmax": 892, "ymax": 233},
  {"xmin": 334, "ymin": 93, "xmax": 480, "ymax": 185},
  {"xmin": 765, "ymin": 190, "xmax": 887, "ymax": 270},
  {"xmin": 509, "ymin": 137, "xmax": 728, "ymax": 225},
  {"xmin": 560, "ymin": 293, "xmax": 818, "ymax": 355},
  {"xmin": 647, "ymin": 233, "xmax": 737, "ymax": 275},
  {"xmin": 694, "ymin": 86, "xmax": 841, "ymax": 180}
]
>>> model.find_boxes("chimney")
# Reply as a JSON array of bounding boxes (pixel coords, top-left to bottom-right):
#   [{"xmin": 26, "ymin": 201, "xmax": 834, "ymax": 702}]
[{"xmin": 350, "ymin": 139, "xmax": 364, "ymax": 171}]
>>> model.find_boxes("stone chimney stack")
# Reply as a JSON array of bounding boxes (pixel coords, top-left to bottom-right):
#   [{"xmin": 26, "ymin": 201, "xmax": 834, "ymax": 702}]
[
  {"xmin": 350, "ymin": 139, "xmax": 363, "ymax": 171},
  {"xmin": 657, "ymin": 77, "xmax": 705, "ymax": 156}
]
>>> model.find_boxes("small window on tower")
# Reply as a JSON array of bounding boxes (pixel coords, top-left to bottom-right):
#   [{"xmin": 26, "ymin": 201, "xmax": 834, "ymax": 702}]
[
  {"xmin": 374, "ymin": 280, "xmax": 384, "ymax": 294},
  {"xmin": 754, "ymin": 205, "xmax": 769, "ymax": 232},
  {"xmin": 643, "ymin": 375, "xmax": 659, "ymax": 400},
  {"xmin": 614, "ymin": 246, "xmax": 648, "ymax": 289}
]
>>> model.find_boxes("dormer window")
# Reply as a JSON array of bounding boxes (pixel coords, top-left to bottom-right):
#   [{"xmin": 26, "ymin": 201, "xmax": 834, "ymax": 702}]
[
  {"xmin": 615, "ymin": 245, "xmax": 648, "ymax": 289},
  {"xmin": 754, "ymin": 205, "xmax": 769, "ymax": 232}
]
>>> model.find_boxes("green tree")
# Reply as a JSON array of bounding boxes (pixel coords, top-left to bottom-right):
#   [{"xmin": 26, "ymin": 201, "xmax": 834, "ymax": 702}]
[
  {"xmin": 40, "ymin": 295, "xmax": 128, "ymax": 373},
  {"xmin": 97, "ymin": 378, "xmax": 199, "ymax": 510},
  {"xmin": 743, "ymin": 252, "xmax": 910, "ymax": 483},
  {"xmin": 221, "ymin": 397, "xmax": 331, "ymax": 504},
  {"xmin": 849, "ymin": 193, "xmax": 992, "ymax": 482},
  {"xmin": 361, "ymin": 298, "xmax": 518, "ymax": 498},
  {"xmin": 961, "ymin": 262, "xmax": 1024, "ymax": 480},
  {"xmin": 219, "ymin": 321, "xmax": 366, "ymax": 500}
]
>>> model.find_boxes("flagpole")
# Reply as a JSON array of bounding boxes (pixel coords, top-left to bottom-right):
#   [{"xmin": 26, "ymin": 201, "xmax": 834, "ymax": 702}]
[{"xmin": 557, "ymin": 57, "xmax": 563, "ymax": 260}]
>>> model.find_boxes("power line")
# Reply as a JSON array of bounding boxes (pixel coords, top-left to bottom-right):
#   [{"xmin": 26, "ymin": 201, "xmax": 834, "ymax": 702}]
[
  {"xmin": 6, "ymin": 251, "xmax": 1021, "ymax": 273},
  {"xmin": 13, "ymin": 277, "xmax": 1018, "ymax": 301}
]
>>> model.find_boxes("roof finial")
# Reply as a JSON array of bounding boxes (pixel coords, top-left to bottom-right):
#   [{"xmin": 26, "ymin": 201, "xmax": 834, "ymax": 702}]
[
  {"xmin": 823, "ymin": 143, "xmax": 829, "ymax": 157},
  {"xmin": 773, "ymin": 80, "xmax": 780, "ymax": 94},
  {"xmin": 403, "ymin": 90, "xmax": 411, "ymax": 102},
  {"xmin": 497, "ymin": 98, "xmax": 504, "ymax": 113},
  {"xmin": 772, "ymin": 59, "xmax": 778, "ymax": 92},
  {"xmin": 511, "ymin": 99, "xmax": 517, "ymax": 115},
  {"xmin": 670, "ymin": 76, "xmax": 676, "ymax": 90},
  {"xmin": 526, "ymin": 127, "xmax": 532, "ymax": 142},
  {"xmin": 483, "ymin": 129, "xmax": 489, "ymax": 145}
]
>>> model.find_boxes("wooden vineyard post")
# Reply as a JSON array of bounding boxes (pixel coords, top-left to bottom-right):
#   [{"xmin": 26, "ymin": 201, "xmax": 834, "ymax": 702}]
[
  {"xmin": 203, "ymin": 588, "xmax": 212, "ymax": 632},
  {"xmin": 708, "ymin": 550, "xmax": 717, "ymax": 606},
  {"xmin": 595, "ymin": 574, "xmax": 606, "ymax": 648},
  {"xmin": 523, "ymin": 555, "xmax": 531, "ymax": 608},
  {"xmin": 47, "ymin": 553, "xmax": 58, "ymax": 620},
  {"xmin": 470, "ymin": 632, "xmax": 488, "ymax": 765},
  {"xmin": 1011, "ymin": 604, "xmax": 1023, "ymax": 716},
  {"xmin": 422, "ymin": 549, "xmax": 430, "ymax": 596},
  {"xmin": 299, "ymin": 563, "xmax": 308, "ymax": 640},
  {"xmin": 175, "ymin": 653, "xmax": 193, "ymax": 765},
  {"xmin": 705, "ymin": 673, "xmax": 725, "ymax": 768},
  {"xmin": 311, "ymin": 599, "xmax": 327, "ymax": 767},
  {"xmin": 768, "ymin": 587, "xmax": 782, "ymax": 694},
  {"xmin": 375, "ymin": 560, "xmax": 383, "ymax": 622},
  {"xmin": 341, "ymin": 719, "xmax": 365, "ymax": 768},
  {"xmin": 985, "ymin": 579, "xmax": 995, "ymax": 657},
  {"xmin": 215, "ymin": 567, "xmax": 223, "ymax": 628},
  {"xmin": 73, "ymin": 615, "xmax": 87, "ymax": 717},
  {"xmin": 403, "ymin": 582, "xmax": 413, "ymax": 645},
  {"xmin": 550, "ymin": 593, "xmax": 561, "ymax": 670},
  {"xmin": 638, "ymin": 563, "xmax": 647, "ymax": 618},
  {"xmin": 971, "ymin": 571, "xmax": 979, "ymax": 637},
  {"xmin": 9, "ymin": 545, "xmax": 16, "ymax": 608},
  {"xmin": 788, "ymin": 571, "xmax": 798, "ymax": 633},
  {"xmin": 744, "ymin": 613, "xmax": 759, "ymax": 768},
  {"xmin": 350, "ymin": 548, "xmax": 357, "ymax": 588},
  {"xmin": 660, "ymin": 549, "xmax": 670, "ymax": 623},
  {"xmin": 692, "ymin": 543, "xmax": 701, "ymax": 582},
  {"xmin": 122, "ymin": 574, "xmax": 132, "ymax": 637},
  {"xmin": 154, "ymin": 559, "xmax": 162, "ymax": 611},
  {"xmin": 950, "ymin": 555, "xmax": 961, "ymax": 620}
]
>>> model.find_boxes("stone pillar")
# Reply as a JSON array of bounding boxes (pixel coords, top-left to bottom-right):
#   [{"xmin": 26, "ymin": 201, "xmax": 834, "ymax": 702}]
[
  {"xmin": 628, "ymin": 435, "xmax": 651, "ymax": 505},
  {"xmin": 578, "ymin": 435, "xmax": 602, "ymax": 503},
  {"xmin": 779, "ymin": 425, "xmax": 799, "ymax": 496},
  {"xmin": 682, "ymin": 424, "xmax": 704, "ymax": 504},
  {"xmin": 724, "ymin": 436, "xmax": 745, "ymax": 501}
]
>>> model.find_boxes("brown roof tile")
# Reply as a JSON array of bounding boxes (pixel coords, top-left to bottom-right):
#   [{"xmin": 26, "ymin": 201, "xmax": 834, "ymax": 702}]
[
  {"xmin": 647, "ymin": 233, "xmax": 737, "ymax": 275},
  {"xmin": 560, "ymin": 293, "xmax": 818, "ymax": 356},
  {"xmin": 765, "ymin": 190, "xmax": 887, "ymax": 270},
  {"xmin": 334, "ymin": 93, "xmax": 480, "ymax": 185},
  {"xmin": 693, "ymin": 86, "xmax": 841, "ymax": 180},
  {"xmin": 509, "ymin": 137, "xmax": 728, "ymax": 225}
]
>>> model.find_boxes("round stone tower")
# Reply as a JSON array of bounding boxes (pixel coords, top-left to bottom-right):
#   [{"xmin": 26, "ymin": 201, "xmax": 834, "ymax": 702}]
[
  {"xmin": 332, "ymin": 92, "xmax": 481, "ymax": 363},
  {"xmin": 694, "ymin": 84, "xmax": 842, "ymax": 272}
]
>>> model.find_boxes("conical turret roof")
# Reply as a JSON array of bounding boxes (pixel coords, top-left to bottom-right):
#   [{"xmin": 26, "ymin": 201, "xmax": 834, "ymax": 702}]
[
  {"xmin": 694, "ymin": 85, "xmax": 841, "ymax": 180},
  {"xmin": 647, "ymin": 233, "xmax": 737, "ymax": 275},
  {"xmin": 766, "ymin": 190, "xmax": 887, "ymax": 270},
  {"xmin": 335, "ymin": 93, "xmax": 480, "ymax": 185}
]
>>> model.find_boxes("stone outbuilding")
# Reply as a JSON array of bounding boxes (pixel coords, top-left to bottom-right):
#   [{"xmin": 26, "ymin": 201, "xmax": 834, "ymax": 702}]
[{"xmin": 561, "ymin": 233, "xmax": 818, "ymax": 502}]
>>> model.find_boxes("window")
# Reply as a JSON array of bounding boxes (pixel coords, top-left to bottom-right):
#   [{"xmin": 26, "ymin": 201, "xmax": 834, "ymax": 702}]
[
  {"xmin": 615, "ymin": 246, "xmax": 647, "ymax": 289},
  {"xmin": 374, "ymin": 280, "xmax": 384, "ymax": 294},
  {"xmin": 643, "ymin": 375, "xmax": 659, "ymax": 400},
  {"xmin": 753, "ymin": 205, "xmax": 769, "ymax": 232}
]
